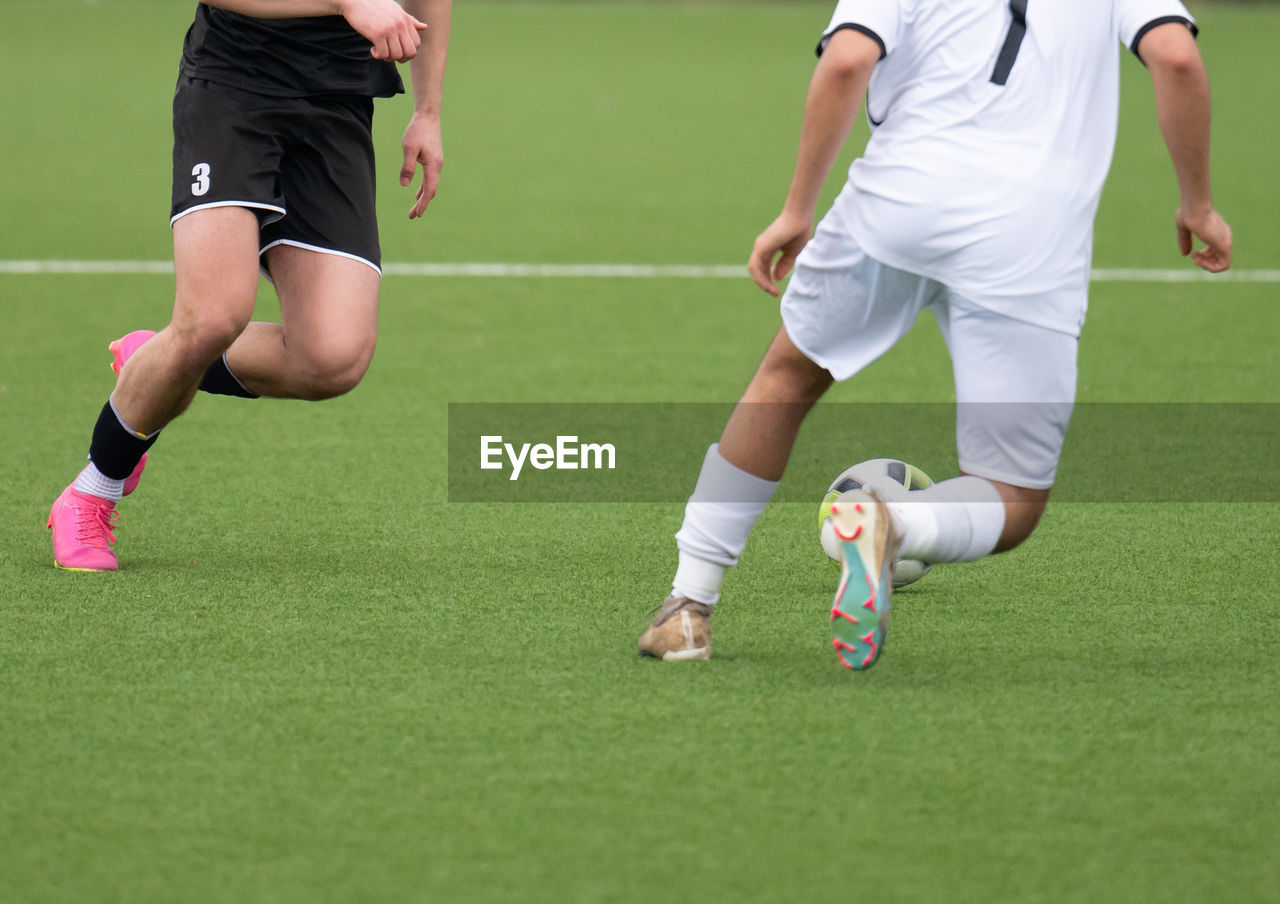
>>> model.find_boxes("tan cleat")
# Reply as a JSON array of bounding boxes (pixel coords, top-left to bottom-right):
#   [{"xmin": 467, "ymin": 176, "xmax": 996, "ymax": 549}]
[{"xmin": 638, "ymin": 595, "xmax": 713, "ymax": 661}]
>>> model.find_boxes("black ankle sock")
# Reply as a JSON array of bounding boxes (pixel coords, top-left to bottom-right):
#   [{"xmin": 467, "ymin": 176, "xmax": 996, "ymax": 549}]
[
  {"xmin": 88, "ymin": 401, "xmax": 159, "ymax": 480},
  {"xmin": 200, "ymin": 355, "xmax": 259, "ymax": 398}
]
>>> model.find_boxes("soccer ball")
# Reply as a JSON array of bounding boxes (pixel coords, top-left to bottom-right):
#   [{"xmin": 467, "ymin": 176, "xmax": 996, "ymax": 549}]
[{"xmin": 818, "ymin": 458, "xmax": 935, "ymax": 588}]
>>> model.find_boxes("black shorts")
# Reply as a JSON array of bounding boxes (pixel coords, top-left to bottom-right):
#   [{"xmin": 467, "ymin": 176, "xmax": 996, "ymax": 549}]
[{"xmin": 170, "ymin": 76, "xmax": 383, "ymax": 274}]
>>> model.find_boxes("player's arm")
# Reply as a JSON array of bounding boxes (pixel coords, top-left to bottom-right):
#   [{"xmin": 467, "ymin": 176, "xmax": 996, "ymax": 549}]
[
  {"xmin": 1137, "ymin": 21, "xmax": 1232, "ymax": 272},
  {"xmin": 749, "ymin": 28, "xmax": 880, "ymax": 297},
  {"xmin": 201, "ymin": 0, "xmax": 427, "ymax": 62},
  {"xmin": 399, "ymin": 0, "xmax": 451, "ymax": 219}
]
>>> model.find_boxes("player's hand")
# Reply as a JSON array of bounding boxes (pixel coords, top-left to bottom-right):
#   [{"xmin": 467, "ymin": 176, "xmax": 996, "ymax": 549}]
[
  {"xmin": 339, "ymin": 0, "xmax": 428, "ymax": 62},
  {"xmin": 1176, "ymin": 206, "xmax": 1232, "ymax": 273},
  {"xmin": 401, "ymin": 112, "xmax": 443, "ymax": 219},
  {"xmin": 748, "ymin": 210, "xmax": 813, "ymax": 297}
]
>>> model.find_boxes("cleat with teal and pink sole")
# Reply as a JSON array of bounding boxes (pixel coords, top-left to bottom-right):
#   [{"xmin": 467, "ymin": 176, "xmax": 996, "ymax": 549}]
[{"xmin": 828, "ymin": 489, "xmax": 898, "ymax": 670}]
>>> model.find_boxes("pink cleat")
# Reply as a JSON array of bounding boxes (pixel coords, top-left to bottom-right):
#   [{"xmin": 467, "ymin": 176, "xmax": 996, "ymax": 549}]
[
  {"xmin": 122, "ymin": 454, "xmax": 147, "ymax": 497},
  {"xmin": 109, "ymin": 329, "xmax": 156, "ymax": 496},
  {"xmin": 109, "ymin": 329, "xmax": 156, "ymax": 378},
  {"xmin": 47, "ymin": 485, "xmax": 121, "ymax": 572}
]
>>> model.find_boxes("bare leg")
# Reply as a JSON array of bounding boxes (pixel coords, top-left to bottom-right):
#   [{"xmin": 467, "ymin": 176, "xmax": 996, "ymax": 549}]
[
  {"xmin": 659, "ymin": 325, "xmax": 831, "ymax": 612},
  {"xmin": 967, "ymin": 476, "xmax": 1049, "ymax": 552},
  {"xmin": 222, "ymin": 244, "xmax": 380, "ymax": 400},
  {"xmin": 114, "ymin": 207, "xmax": 262, "ymax": 435},
  {"xmin": 718, "ymin": 325, "xmax": 834, "ymax": 480}
]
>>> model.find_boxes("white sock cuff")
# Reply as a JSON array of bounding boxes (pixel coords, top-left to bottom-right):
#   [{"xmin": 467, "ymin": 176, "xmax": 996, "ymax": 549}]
[
  {"xmin": 672, "ymin": 552, "xmax": 725, "ymax": 605},
  {"xmin": 950, "ymin": 476, "xmax": 1006, "ymax": 561},
  {"xmin": 690, "ymin": 443, "xmax": 780, "ymax": 504},
  {"xmin": 74, "ymin": 462, "xmax": 125, "ymax": 502},
  {"xmin": 888, "ymin": 499, "xmax": 938, "ymax": 562}
]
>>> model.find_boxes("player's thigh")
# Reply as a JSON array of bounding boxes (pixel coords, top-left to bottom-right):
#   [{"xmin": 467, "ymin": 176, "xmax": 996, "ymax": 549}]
[
  {"xmin": 260, "ymin": 93, "xmax": 382, "ymax": 380},
  {"xmin": 171, "ymin": 206, "xmax": 262, "ymax": 347},
  {"xmin": 267, "ymin": 243, "xmax": 380, "ymax": 374},
  {"xmin": 170, "ymin": 77, "xmax": 292, "ymax": 347},
  {"xmin": 780, "ymin": 213, "xmax": 941, "ymax": 383},
  {"xmin": 938, "ymin": 292, "xmax": 1079, "ymax": 490}
]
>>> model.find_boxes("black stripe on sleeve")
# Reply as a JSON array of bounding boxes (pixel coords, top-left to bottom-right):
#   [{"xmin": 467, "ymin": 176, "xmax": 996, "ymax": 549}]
[
  {"xmin": 816, "ymin": 23, "xmax": 887, "ymax": 60},
  {"xmin": 1130, "ymin": 16, "xmax": 1198, "ymax": 64}
]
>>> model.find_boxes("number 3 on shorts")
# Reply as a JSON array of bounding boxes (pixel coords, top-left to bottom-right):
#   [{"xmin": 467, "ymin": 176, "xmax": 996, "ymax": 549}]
[
  {"xmin": 191, "ymin": 162, "xmax": 211, "ymax": 197},
  {"xmin": 990, "ymin": 0, "xmax": 1028, "ymax": 86}
]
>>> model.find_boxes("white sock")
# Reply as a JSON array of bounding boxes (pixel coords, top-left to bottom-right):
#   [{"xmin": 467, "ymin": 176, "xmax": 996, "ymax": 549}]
[
  {"xmin": 671, "ymin": 443, "xmax": 779, "ymax": 604},
  {"xmin": 672, "ymin": 553, "xmax": 728, "ymax": 605},
  {"xmin": 73, "ymin": 461, "xmax": 125, "ymax": 502},
  {"xmin": 888, "ymin": 475, "xmax": 1005, "ymax": 563}
]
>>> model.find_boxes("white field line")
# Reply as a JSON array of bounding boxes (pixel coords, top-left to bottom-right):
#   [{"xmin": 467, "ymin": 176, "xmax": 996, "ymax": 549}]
[{"xmin": 1, "ymin": 259, "xmax": 1278, "ymax": 282}]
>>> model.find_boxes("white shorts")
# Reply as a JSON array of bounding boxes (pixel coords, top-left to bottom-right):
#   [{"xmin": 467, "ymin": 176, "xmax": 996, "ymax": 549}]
[{"xmin": 781, "ymin": 212, "xmax": 1079, "ymax": 490}]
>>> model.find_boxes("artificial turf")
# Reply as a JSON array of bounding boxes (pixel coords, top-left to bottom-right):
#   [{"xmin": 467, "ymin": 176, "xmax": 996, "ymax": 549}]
[{"xmin": 2, "ymin": 2, "xmax": 1277, "ymax": 902}]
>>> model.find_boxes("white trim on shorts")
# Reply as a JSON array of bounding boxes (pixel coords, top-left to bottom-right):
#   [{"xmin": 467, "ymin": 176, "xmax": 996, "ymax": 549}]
[
  {"xmin": 170, "ymin": 200, "xmax": 287, "ymax": 228},
  {"xmin": 259, "ymin": 239, "xmax": 382, "ymax": 277}
]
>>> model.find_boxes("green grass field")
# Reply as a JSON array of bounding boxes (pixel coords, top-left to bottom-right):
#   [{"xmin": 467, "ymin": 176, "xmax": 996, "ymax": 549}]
[{"xmin": 2, "ymin": 2, "xmax": 1278, "ymax": 902}]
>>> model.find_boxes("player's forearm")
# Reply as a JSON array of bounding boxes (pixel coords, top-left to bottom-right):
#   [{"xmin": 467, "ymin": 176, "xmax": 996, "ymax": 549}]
[
  {"xmin": 1144, "ymin": 25, "xmax": 1214, "ymax": 213},
  {"xmin": 783, "ymin": 33, "xmax": 876, "ymax": 220},
  {"xmin": 403, "ymin": 0, "xmax": 450, "ymax": 116}
]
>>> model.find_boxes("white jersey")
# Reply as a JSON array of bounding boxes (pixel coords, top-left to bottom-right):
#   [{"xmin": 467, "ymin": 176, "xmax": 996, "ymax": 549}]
[{"xmin": 820, "ymin": 0, "xmax": 1195, "ymax": 333}]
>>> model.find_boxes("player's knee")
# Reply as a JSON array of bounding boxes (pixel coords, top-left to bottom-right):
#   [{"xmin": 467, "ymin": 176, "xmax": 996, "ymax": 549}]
[
  {"xmin": 168, "ymin": 309, "xmax": 252, "ymax": 373},
  {"xmin": 994, "ymin": 497, "xmax": 1049, "ymax": 553},
  {"xmin": 758, "ymin": 349, "xmax": 831, "ymax": 404},
  {"xmin": 294, "ymin": 342, "xmax": 375, "ymax": 400},
  {"xmin": 299, "ymin": 367, "xmax": 365, "ymax": 400}
]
